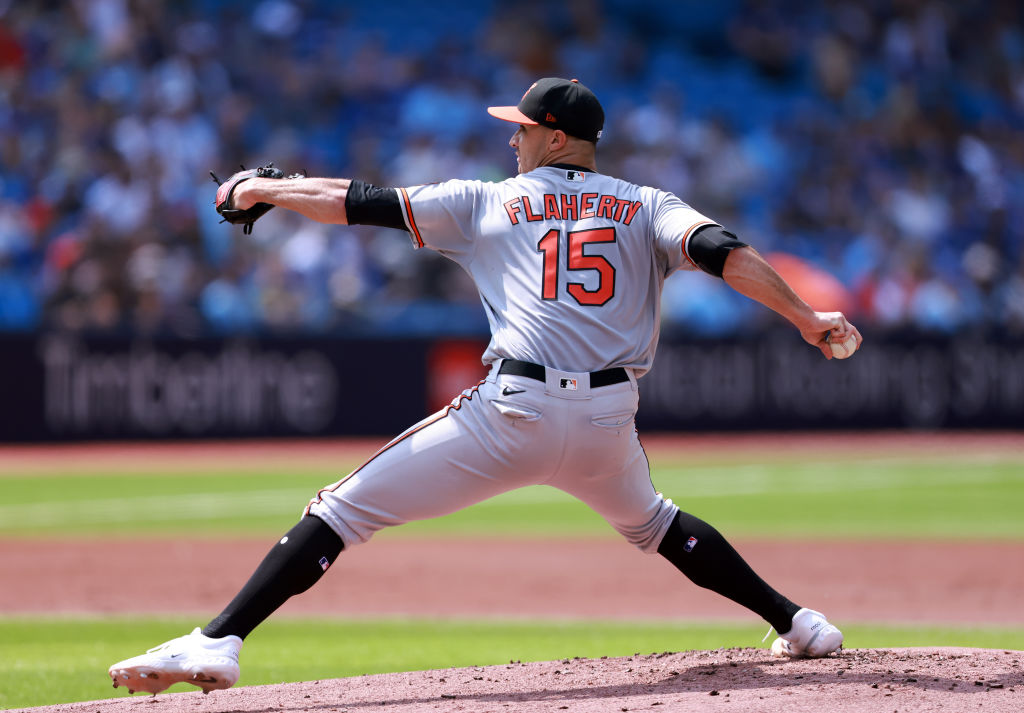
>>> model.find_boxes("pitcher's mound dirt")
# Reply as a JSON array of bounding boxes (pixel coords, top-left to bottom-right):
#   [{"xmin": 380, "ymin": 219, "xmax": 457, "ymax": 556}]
[{"xmin": 16, "ymin": 647, "xmax": 1022, "ymax": 713}]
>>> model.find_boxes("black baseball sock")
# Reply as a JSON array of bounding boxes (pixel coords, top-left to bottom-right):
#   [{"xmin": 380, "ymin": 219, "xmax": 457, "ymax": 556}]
[
  {"xmin": 658, "ymin": 510, "xmax": 800, "ymax": 634},
  {"xmin": 203, "ymin": 515, "xmax": 343, "ymax": 640}
]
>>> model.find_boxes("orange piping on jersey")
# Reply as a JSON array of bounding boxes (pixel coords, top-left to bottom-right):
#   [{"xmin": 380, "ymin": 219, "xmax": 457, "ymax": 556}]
[
  {"xmin": 681, "ymin": 220, "xmax": 718, "ymax": 269},
  {"xmin": 304, "ymin": 380, "xmax": 486, "ymax": 515},
  {"xmin": 399, "ymin": 187, "xmax": 424, "ymax": 248}
]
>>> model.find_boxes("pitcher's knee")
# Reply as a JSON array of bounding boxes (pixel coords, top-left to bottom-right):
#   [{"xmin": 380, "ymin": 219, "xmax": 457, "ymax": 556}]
[
  {"xmin": 614, "ymin": 501, "xmax": 680, "ymax": 554},
  {"xmin": 305, "ymin": 500, "xmax": 383, "ymax": 550}
]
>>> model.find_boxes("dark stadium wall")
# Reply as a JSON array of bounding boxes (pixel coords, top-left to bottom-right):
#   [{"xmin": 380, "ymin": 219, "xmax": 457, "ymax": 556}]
[{"xmin": 0, "ymin": 332, "xmax": 1021, "ymax": 442}]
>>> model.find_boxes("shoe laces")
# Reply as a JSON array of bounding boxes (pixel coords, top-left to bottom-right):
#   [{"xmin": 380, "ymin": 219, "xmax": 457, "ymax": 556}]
[{"xmin": 761, "ymin": 626, "xmax": 774, "ymax": 643}]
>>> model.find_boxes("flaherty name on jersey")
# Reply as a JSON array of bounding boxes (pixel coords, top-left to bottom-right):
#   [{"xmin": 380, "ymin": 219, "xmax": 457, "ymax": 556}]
[{"xmin": 503, "ymin": 193, "xmax": 644, "ymax": 226}]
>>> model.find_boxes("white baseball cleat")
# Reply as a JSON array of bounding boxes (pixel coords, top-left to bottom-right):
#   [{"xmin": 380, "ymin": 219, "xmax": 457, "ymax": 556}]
[
  {"xmin": 108, "ymin": 627, "xmax": 242, "ymax": 695},
  {"xmin": 770, "ymin": 608, "xmax": 843, "ymax": 658}
]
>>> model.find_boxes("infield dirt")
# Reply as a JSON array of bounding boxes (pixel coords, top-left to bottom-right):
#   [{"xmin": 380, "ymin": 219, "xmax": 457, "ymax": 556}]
[{"xmin": 8, "ymin": 648, "xmax": 1022, "ymax": 713}]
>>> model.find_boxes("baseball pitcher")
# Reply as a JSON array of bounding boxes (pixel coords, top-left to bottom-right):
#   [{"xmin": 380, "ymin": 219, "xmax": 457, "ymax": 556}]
[{"xmin": 109, "ymin": 77, "xmax": 858, "ymax": 695}]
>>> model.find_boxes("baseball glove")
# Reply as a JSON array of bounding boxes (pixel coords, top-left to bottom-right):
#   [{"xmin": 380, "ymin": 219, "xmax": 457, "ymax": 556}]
[{"xmin": 211, "ymin": 163, "xmax": 302, "ymax": 234}]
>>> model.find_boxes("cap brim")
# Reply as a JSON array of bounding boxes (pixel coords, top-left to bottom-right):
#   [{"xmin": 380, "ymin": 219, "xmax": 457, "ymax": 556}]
[{"xmin": 487, "ymin": 106, "xmax": 537, "ymax": 125}]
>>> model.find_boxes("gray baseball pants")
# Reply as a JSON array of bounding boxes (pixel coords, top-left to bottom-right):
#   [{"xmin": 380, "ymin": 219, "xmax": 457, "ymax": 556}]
[{"xmin": 307, "ymin": 362, "xmax": 679, "ymax": 553}]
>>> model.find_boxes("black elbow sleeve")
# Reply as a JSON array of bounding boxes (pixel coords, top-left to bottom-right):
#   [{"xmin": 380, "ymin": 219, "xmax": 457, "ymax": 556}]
[
  {"xmin": 345, "ymin": 180, "xmax": 407, "ymax": 231},
  {"xmin": 686, "ymin": 225, "xmax": 749, "ymax": 278}
]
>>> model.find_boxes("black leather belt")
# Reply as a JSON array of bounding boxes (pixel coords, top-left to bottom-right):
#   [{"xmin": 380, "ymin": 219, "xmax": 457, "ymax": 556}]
[{"xmin": 498, "ymin": 359, "xmax": 629, "ymax": 387}]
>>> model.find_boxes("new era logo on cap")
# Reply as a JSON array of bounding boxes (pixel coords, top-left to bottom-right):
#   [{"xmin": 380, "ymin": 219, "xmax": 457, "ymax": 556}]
[{"xmin": 487, "ymin": 78, "xmax": 605, "ymax": 143}]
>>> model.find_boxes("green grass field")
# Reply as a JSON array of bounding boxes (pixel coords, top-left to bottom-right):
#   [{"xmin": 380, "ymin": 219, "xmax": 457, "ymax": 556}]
[
  {"xmin": 2, "ymin": 617, "xmax": 1022, "ymax": 711},
  {"xmin": 1, "ymin": 441, "xmax": 1022, "ymax": 709},
  {"xmin": 1, "ymin": 448, "xmax": 1022, "ymax": 539}
]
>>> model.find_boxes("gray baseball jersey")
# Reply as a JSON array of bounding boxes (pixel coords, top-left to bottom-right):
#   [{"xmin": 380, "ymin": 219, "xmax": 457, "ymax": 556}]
[
  {"xmin": 397, "ymin": 166, "xmax": 718, "ymax": 377},
  {"xmin": 307, "ymin": 167, "xmax": 716, "ymax": 554}
]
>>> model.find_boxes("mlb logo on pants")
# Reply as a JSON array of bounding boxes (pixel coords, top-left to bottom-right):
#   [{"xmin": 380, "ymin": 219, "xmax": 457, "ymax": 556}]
[{"xmin": 559, "ymin": 378, "xmax": 578, "ymax": 391}]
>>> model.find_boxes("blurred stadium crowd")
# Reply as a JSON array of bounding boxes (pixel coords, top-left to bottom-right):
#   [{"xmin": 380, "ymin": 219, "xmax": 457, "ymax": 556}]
[{"xmin": 0, "ymin": 0, "xmax": 1022, "ymax": 338}]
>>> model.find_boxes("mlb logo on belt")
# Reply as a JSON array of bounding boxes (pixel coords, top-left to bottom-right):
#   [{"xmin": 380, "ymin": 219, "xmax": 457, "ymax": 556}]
[{"xmin": 559, "ymin": 378, "xmax": 578, "ymax": 391}]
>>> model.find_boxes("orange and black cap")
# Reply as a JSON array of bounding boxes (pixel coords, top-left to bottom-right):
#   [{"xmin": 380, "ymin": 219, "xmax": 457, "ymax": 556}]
[{"xmin": 488, "ymin": 77, "xmax": 604, "ymax": 143}]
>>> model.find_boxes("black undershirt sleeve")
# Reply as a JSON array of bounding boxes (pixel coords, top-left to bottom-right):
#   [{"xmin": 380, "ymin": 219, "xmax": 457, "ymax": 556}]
[
  {"xmin": 687, "ymin": 225, "xmax": 749, "ymax": 278},
  {"xmin": 345, "ymin": 180, "xmax": 407, "ymax": 231}
]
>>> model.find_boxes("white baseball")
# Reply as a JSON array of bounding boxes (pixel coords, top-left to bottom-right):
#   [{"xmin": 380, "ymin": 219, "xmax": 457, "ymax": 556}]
[{"xmin": 828, "ymin": 332, "xmax": 859, "ymax": 359}]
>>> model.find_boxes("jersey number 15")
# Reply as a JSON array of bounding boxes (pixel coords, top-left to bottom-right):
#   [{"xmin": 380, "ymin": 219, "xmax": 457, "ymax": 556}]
[{"xmin": 537, "ymin": 227, "xmax": 617, "ymax": 306}]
